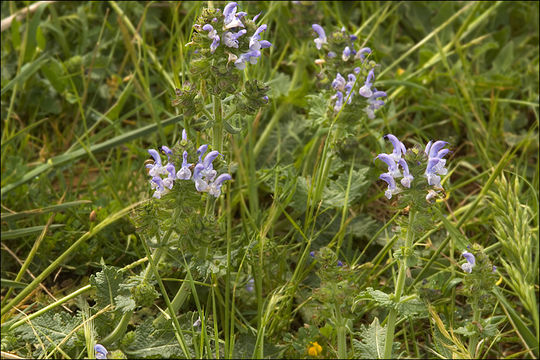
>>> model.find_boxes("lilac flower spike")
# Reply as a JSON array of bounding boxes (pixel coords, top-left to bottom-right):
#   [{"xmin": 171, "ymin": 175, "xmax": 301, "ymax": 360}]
[
  {"xmin": 379, "ymin": 173, "xmax": 400, "ymax": 199},
  {"xmin": 176, "ymin": 151, "xmax": 192, "ymax": 180},
  {"xmin": 94, "ymin": 344, "xmax": 108, "ymax": 359},
  {"xmin": 359, "ymin": 69, "xmax": 375, "ymax": 98},
  {"xmin": 461, "ymin": 251, "xmax": 476, "ymax": 273},
  {"xmin": 312, "ymin": 24, "xmax": 327, "ymax": 49},
  {"xmin": 208, "ymin": 173, "xmax": 232, "ymax": 197}
]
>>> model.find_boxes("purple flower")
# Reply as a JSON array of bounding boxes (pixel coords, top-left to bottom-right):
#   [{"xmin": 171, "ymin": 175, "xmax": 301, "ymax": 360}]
[
  {"xmin": 332, "ymin": 73, "xmax": 346, "ymax": 92},
  {"xmin": 182, "ymin": 129, "xmax": 188, "ymax": 143},
  {"xmin": 398, "ymin": 158, "xmax": 413, "ymax": 188},
  {"xmin": 359, "ymin": 69, "xmax": 375, "ymax": 98},
  {"xmin": 375, "ymin": 153, "xmax": 401, "ymax": 178},
  {"xmin": 312, "ymin": 24, "xmax": 327, "ymax": 49},
  {"xmin": 246, "ymin": 277, "xmax": 254, "ymax": 292},
  {"xmin": 223, "ymin": 29, "xmax": 247, "ymax": 48},
  {"xmin": 223, "ymin": 2, "xmax": 245, "ymax": 29},
  {"xmin": 379, "ymin": 173, "xmax": 400, "ymax": 199},
  {"xmin": 94, "ymin": 344, "xmax": 108, "ymax": 359},
  {"xmin": 197, "ymin": 144, "xmax": 209, "ymax": 163},
  {"xmin": 176, "ymin": 150, "xmax": 192, "ymax": 180},
  {"xmin": 249, "ymin": 24, "xmax": 270, "ymax": 51},
  {"xmin": 461, "ymin": 251, "xmax": 476, "ymax": 273},
  {"xmin": 193, "ymin": 163, "xmax": 209, "ymax": 192},
  {"xmin": 424, "ymin": 140, "xmax": 449, "ymax": 188},
  {"xmin": 151, "ymin": 176, "xmax": 166, "ymax": 199},
  {"xmin": 331, "ymin": 91, "xmax": 344, "ymax": 112},
  {"xmin": 384, "ymin": 134, "xmax": 407, "ymax": 162},
  {"xmin": 208, "ymin": 173, "xmax": 232, "ymax": 197},
  {"xmin": 310, "ymin": 251, "xmax": 315, "ymax": 257},
  {"xmin": 327, "ymin": 51, "xmax": 337, "ymax": 58},
  {"xmin": 146, "ymin": 149, "xmax": 164, "ymax": 177},
  {"xmin": 337, "ymin": 260, "xmax": 343, "ymax": 267},
  {"xmin": 162, "ymin": 163, "xmax": 176, "ymax": 189},
  {"xmin": 201, "ymin": 150, "xmax": 220, "ymax": 181},
  {"xmin": 365, "ymin": 91, "xmax": 387, "ymax": 119},
  {"xmin": 234, "ymin": 49, "xmax": 262, "ymax": 69},
  {"xmin": 355, "ymin": 47, "xmax": 372, "ymax": 61},
  {"xmin": 202, "ymin": 24, "xmax": 220, "ymax": 53},
  {"xmin": 342, "ymin": 46, "xmax": 352, "ymax": 61}
]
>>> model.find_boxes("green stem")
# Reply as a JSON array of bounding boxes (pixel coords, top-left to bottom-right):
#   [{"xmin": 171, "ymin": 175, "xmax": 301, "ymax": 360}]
[
  {"xmin": 140, "ymin": 233, "xmax": 190, "ymax": 357},
  {"xmin": 383, "ymin": 209, "xmax": 416, "ymax": 358},
  {"xmin": 468, "ymin": 296, "xmax": 481, "ymax": 356},
  {"xmin": 213, "ymin": 95, "xmax": 223, "ymax": 153},
  {"xmin": 335, "ymin": 304, "xmax": 348, "ymax": 359}
]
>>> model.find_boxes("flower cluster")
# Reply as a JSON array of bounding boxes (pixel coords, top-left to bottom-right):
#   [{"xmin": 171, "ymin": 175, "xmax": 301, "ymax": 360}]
[
  {"xmin": 460, "ymin": 248, "xmax": 497, "ymax": 274},
  {"xmin": 194, "ymin": 2, "xmax": 272, "ymax": 70},
  {"xmin": 375, "ymin": 134, "xmax": 450, "ymax": 201},
  {"xmin": 146, "ymin": 130, "xmax": 232, "ymax": 199},
  {"xmin": 311, "ymin": 24, "xmax": 387, "ymax": 118}
]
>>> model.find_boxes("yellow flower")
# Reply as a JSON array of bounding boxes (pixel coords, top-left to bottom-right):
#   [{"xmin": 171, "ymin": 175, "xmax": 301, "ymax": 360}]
[{"xmin": 307, "ymin": 341, "xmax": 323, "ymax": 357}]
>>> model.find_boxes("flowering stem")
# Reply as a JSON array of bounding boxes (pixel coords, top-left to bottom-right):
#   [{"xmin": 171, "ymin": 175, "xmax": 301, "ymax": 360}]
[
  {"xmin": 213, "ymin": 95, "xmax": 223, "ymax": 153},
  {"xmin": 468, "ymin": 295, "xmax": 481, "ymax": 356},
  {"xmin": 335, "ymin": 303, "xmax": 348, "ymax": 359},
  {"xmin": 383, "ymin": 208, "xmax": 416, "ymax": 358}
]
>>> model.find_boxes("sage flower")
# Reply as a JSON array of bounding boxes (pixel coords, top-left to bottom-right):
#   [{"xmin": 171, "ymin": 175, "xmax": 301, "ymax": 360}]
[
  {"xmin": 398, "ymin": 158, "xmax": 413, "ymax": 188},
  {"xmin": 342, "ymin": 46, "xmax": 353, "ymax": 61},
  {"xmin": 312, "ymin": 24, "xmax": 327, "ymax": 49},
  {"xmin": 176, "ymin": 151, "xmax": 192, "ymax": 180},
  {"xmin": 202, "ymin": 24, "xmax": 220, "ymax": 53},
  {"xmin": 223, "ymin": 29, "xmax": 247, "ymax": 48},
  {"xmin": 208, "ymin": 173, "xmax": 232, "ymax": 197},
  {"xmin": 379, "ymin": 173, "xmax": 400, "ymax": 199},
  {"xmin": 355, "ymin": 47, "xmax": 372, "ymax": 61},
  {"xmin": 94, "ymin": 344, "xmax": 108, "ymax": 360},
  {"xmin": 461, "ymin": 251, "xmax": 476, "ymax": 273},
  {"xmin": 223, "ymin": 2, "xmax": 245, "ymax": 29},
  {"xmin": 359, "ymin": 69, "xmax": 375, "ymax": 98}
]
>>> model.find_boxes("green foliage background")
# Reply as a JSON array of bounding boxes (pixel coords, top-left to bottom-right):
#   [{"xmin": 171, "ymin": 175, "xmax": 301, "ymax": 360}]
[{"xmin": 1, "ymin": 1, "xmax": 538, "ymax": 358}]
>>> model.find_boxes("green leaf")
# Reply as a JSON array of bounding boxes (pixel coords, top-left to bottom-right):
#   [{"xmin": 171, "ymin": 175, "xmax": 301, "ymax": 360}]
[
  {"xmin": 1, "ymin": 278, "xmax": 28, "ymax": 288},
  {"xmin": 90, "ymin": 265, "xmax": 133, "ymax": 313},
  {"xmin": 223, "ymin": 120, "xmax": 242, "ymax": 134},
  {"xmin": 125, "ymin": 319, "xmax": 193, "ymax": 358},
  {"xmin": 1, "ymin": 224, "xmax": 64, "ymax": 240},
  {"xmin": 14, "ymin": 311, "xmax": 81, "ymax": 356},
  {"xmin": 1, "ymin": 54, "xmax": 49, "ymax": 96},
  {"xmin": 354, "ymin": 287, "xmax": 393, "ymax": 309},
  {"xmin": 41, "ymin": 58, "xmax": 66, "ymax": 93},
  {"xmin": 352, "ymin": 318, "xmax": 396, "ymax": 359},
  {"xmin": 492, "ymin": 41, "xmax": 514, "ymax": 72}
]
